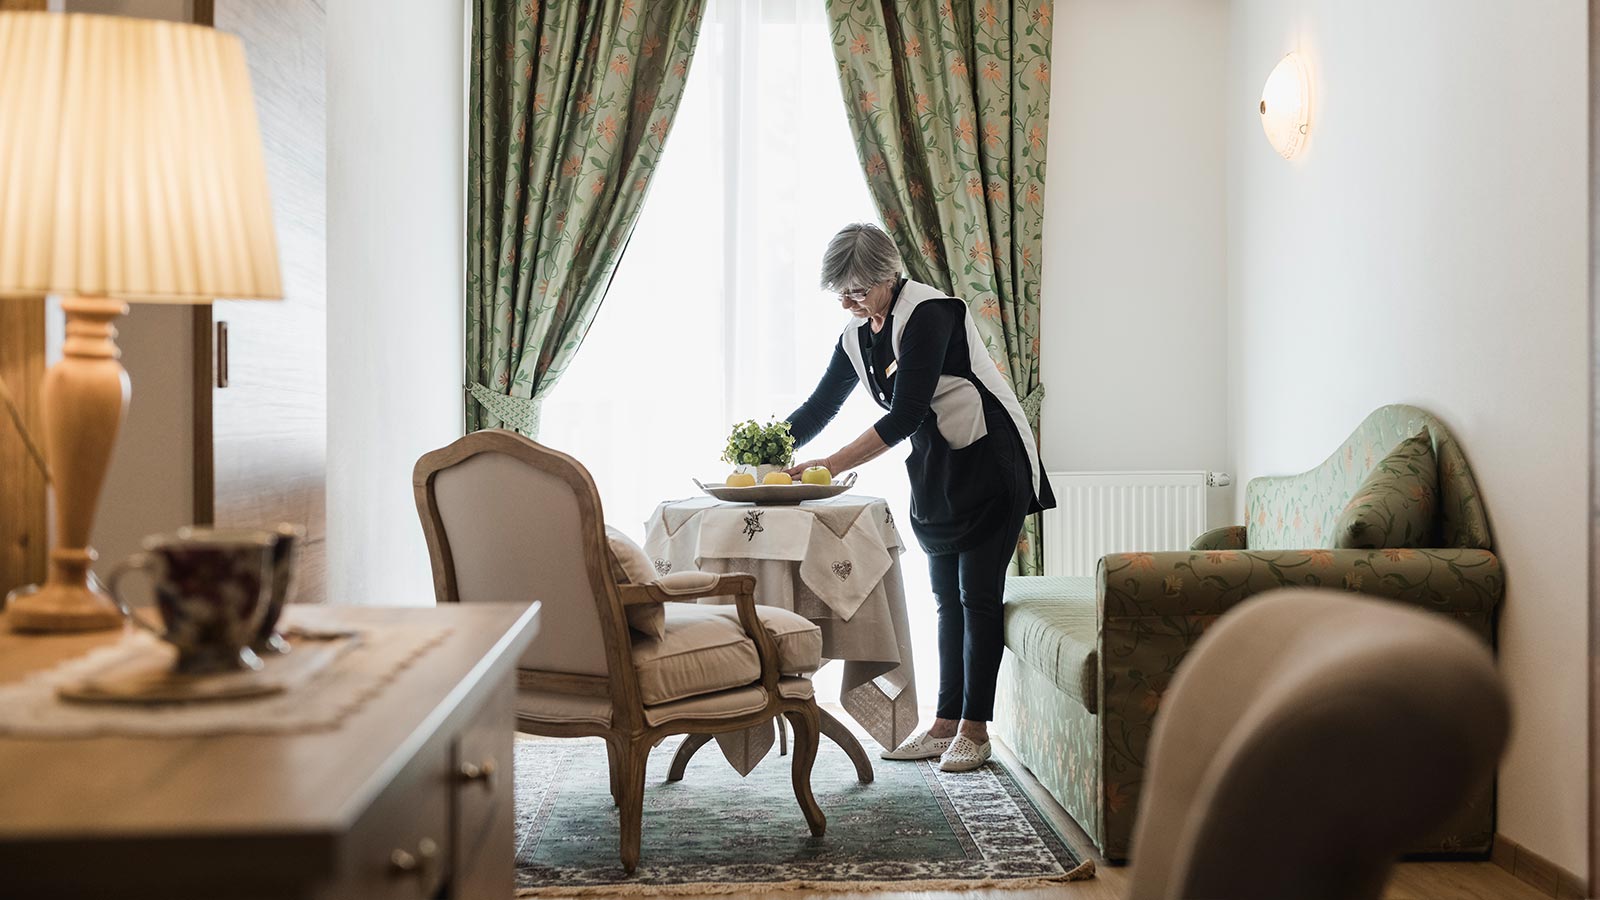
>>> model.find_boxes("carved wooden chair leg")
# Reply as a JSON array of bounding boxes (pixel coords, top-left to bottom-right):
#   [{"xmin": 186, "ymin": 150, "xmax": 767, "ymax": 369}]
[
  {"xmin": 605, "ymin": 738, "xmax": 623, "ymax": 806},
  {"xmin": 618, "ymin": 739, "xmax": 650, "ymax": 873},
  {"xmin": 665, "ymin": 733, "xmax": 713, "ymax": 782},
  {"xmin": 783, "ymin": 704, "xmax": 827, "ymax": 836},
  {"xmin": 778, "ymin": 715, "xmax": 788, "ymax": 756}
]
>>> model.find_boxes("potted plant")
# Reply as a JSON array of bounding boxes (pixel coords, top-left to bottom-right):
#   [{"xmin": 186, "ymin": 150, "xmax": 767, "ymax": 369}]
[{"xmin": 722, "ymin": 419, "xmax": 796, "ymax": 482}]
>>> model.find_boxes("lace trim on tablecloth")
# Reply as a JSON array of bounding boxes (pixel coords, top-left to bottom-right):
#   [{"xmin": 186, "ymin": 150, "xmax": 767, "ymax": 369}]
[{"xmin": 0, "ymin": 622, "xmax": 452, "ymax": 739}]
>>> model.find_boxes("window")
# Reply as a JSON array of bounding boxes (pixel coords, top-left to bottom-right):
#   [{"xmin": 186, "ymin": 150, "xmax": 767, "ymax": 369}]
[{"xmin": 540, "ymin": 0, "xmax": 937, "ymax": 701}]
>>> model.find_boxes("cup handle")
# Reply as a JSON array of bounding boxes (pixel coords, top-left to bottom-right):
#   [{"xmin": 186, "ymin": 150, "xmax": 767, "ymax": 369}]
[{"xmin": 106, "ymin": 553, "xmax": 165, "ymax": 639}]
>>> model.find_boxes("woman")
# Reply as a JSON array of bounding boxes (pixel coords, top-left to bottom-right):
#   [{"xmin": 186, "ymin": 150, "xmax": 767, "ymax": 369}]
[{"xmin": 784, "ymin": 223, "xmax": 1054, "ymax": 773}]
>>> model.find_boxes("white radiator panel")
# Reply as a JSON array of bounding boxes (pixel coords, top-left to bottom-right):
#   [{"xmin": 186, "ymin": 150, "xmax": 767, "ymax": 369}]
[{"xmin": 1043, "ymin": 471, "xmax": 1212, "ymax": 578}]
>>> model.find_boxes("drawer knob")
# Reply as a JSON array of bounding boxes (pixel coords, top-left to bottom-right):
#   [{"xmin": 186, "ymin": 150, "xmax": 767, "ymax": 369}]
[
  {"xmin": 459, "ymin": 758, "xmax": 497, "ymax": 787},
  {"xmin": 390, "ymin": 837, "xmax": 439, "ymax": 878}
]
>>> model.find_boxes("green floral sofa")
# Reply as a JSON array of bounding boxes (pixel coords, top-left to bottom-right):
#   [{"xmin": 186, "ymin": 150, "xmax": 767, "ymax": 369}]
[{"xmin": 995, "ymin": 405, "xmax": 1504, "ymax": 862}]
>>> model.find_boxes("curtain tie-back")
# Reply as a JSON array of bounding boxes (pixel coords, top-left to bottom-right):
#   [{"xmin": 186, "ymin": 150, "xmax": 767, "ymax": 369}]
[
  {"xmin": 1020, "ymin": 383, "xmax": 1045, "ymax": 425},
  {"xmin": 468, "ymin": 382, "xmax": 543, "ymax": 438}
]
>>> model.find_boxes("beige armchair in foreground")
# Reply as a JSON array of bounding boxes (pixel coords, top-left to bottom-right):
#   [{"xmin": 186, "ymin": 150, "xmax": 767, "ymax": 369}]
[
  {"xmin": 1128, "ymin": 589, "xmax": 1509, "ymax": 900},
  {"xmin": 413, "ymin": 430, "xmax": 826, "ymax": 872}
]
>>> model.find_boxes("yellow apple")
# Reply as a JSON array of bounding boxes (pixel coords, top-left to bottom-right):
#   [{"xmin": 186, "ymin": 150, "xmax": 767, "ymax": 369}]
[
  {"xmin": 726, "ymin": 472, "xmax": 757, "ymax": 488},
  {"xmin": 801, "ymin": 466, "xmax": 832, "ymax": 486},
  {"xmin": 762, "ymin": 471, "xmax": 793, "ymax": 486}
]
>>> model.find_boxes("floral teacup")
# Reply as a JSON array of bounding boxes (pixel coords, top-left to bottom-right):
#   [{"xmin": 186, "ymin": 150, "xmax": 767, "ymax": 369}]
[
  {"xmin": 108, "ymin": 529, "xmax": 278, "ymax": 675},
  {"xmin": 180, "ymin": 523, "xmax": 303, "ymax": 656}
]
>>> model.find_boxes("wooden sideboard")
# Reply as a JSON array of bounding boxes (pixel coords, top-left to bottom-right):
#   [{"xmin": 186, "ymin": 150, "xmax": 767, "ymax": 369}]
[{"xmin": 0, "ymin": 602, "xmax": 539, "ymax": 899}]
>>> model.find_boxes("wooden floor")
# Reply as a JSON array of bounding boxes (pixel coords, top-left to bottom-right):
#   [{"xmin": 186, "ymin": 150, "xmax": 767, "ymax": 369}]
[{"xmin": 532, "ymin": 727, "xmax": 1546, "ymax": 900}]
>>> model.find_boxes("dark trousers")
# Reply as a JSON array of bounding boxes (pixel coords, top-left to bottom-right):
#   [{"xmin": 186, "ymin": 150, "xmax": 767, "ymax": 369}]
[{"xmin": 928, "ymin": 507, "xmax": 1028, "ymax": 722}]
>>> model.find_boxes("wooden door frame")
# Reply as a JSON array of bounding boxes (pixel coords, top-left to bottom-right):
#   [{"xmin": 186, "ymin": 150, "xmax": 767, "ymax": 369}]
[
  {"xmin": 0, "ymin": 0, "xmax": 50, "ymax": 596},
  {"xmin": 1590, "ymin": 0, "xmax": 1600, "ymax": 886},
  {"xmin": 190, "ymin": 0, "xmax": 216, "ymax": 526},
  {"xmin": 1590, "ymin": 0, "xmax": 1599, "ymax": 889}
]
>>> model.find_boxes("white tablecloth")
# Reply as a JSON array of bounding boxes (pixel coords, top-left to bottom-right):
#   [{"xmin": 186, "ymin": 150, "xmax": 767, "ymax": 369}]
[{"xmin": 645, "ymin": 494, "xmax": 918, "ymax": 768}]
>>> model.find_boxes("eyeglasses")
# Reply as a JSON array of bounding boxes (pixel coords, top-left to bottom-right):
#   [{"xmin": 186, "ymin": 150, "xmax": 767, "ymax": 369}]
[{"xmin": 837, "ymin": 288, "xmax": 869, "ymax": 302}]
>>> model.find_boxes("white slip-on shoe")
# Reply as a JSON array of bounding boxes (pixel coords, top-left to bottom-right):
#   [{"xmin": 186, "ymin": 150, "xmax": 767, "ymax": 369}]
[
  {"xmin": 938, "ymin": 734, "xmax": 992, "ymax": 772},
  {"xmin": 880, "ymin": 728, "xmax": 954, "ymax": 761}
]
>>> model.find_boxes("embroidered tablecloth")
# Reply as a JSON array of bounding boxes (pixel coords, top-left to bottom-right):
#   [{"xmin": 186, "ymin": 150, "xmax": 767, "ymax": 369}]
[{"xmin": 645, "ymin": 494, "xmax": 919, "ymax": 765}]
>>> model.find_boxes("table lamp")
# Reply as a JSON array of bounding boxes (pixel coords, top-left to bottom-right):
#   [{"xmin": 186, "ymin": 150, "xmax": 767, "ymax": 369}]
[{"xmin": 0, "ymin": 12, "xmax": 281, "ymax": 632}]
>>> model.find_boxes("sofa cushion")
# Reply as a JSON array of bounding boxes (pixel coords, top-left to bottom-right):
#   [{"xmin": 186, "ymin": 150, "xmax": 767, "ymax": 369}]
[
  {"xmin": 1245, "ymin": 405, "xmax": 1490, "ymax": 551},
  {"xmin": 630, "ymin": 603, "xmax": 761, "ymax": 705},
  {"xmin": 1002, "ymin": 576, "xmax": 1099, "ymax": 713},
  {"xmin": 1332, "ymin": 431, "xmax": 1437, "ymax": 549},
  {"xmin": 605, "ymin": 526, "xmax": 666, "ymax": 640}
]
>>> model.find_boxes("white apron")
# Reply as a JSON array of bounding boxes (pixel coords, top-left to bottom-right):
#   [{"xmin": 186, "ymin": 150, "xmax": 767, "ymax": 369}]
[{"xmin": 837, "ymin": 280, "xmax": 1043, "ymax": 501}]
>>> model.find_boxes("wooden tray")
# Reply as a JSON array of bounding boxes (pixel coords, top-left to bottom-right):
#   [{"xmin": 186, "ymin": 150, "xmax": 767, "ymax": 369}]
[
  {"xmin": 694, "ymin": 472, "xmax": 857, "ymax": 505},
  {"xmin": 57, "ymin": 632, "xmax": 360, "ymax": 705}
]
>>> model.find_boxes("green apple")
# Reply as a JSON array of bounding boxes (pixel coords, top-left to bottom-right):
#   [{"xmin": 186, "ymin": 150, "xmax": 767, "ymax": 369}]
[{"xmin": 801, "ymin": 466, "xmax": 832, "ymax": 486}]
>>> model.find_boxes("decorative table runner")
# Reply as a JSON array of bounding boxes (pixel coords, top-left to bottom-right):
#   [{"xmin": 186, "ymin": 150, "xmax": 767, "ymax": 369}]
[
  {"xmin": 0, "ymin": 609, "xmax": 451, "ymax": 739},
  {"xmin": 645, "ymin": 494, "xmax": 918, "ymax": 769}
]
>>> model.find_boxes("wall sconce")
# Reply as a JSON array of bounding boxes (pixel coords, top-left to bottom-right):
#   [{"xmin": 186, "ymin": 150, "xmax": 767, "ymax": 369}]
[{"xmin": 1259, "ymin": 52, "xmax": 1311, "ymax": 159}]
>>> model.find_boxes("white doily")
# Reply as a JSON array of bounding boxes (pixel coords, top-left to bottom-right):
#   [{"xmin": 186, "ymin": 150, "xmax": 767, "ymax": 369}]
[{"xmin": 0, "ymin": 621, "xmax": 452, "ymax": 739}]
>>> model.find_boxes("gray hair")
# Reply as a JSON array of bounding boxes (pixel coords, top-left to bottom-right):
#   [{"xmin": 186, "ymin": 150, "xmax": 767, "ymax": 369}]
[{"xmin": 819, "ymin": 223, "xmax": 902, "ymax": 292}]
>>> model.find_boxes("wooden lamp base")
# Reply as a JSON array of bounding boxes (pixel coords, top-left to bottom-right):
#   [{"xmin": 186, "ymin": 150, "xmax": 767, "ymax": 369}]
[{"xmin": 6, "ymin": 296, "xmax": 131, "ymax": 634}]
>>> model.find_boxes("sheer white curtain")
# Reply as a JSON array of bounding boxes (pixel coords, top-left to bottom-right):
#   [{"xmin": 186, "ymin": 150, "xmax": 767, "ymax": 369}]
[{"xmin": 539, "ymin": 0, "xmax": 937, "ymax": 702}]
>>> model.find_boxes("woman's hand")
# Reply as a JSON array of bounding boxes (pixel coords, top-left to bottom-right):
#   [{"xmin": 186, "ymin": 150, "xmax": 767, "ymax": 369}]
[
  {"xmin": 785, "ymin": 458, "xmax": 832, "ymax": 479},
  {"xmin": 787, "ymin": 428, "xmax": 891, "ymax": 479}
]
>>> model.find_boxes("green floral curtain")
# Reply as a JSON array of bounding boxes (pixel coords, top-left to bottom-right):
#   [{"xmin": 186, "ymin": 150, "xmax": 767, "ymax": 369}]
[
  {"xmin": 827, "ymin": 0, "xmax": 1054, "ymax": 574},
  {"xmin": 468, "ymin": 0, "xmax": 705, "ymax": 436}
]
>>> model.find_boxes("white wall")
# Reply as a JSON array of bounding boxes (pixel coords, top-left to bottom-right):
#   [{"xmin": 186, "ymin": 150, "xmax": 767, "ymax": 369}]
[
  {"xmin": 1227, "ymin": 0, "xmax": 1589, "ymax": 878},
  {"xmin": 325, "ymin": 1, "xmax": 465, "ymax": 606},
  {"xmin": 1040, "ymin": 0, "xmax": 1231, "ymax": 514}
]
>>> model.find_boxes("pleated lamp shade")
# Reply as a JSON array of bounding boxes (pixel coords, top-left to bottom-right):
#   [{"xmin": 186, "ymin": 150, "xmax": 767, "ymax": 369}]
[{"xmin": 0, "ymin": 11, "xmax": 281, "ymax": 303}]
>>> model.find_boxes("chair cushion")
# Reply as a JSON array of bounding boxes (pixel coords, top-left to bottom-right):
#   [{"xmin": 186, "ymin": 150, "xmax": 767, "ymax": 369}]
[
  {"xmin": 643, "ymin": 684, "xmax": 770, "ymax": 727},
  {"xmin": 1332, "ymin": 431, "xmax": 1438, "ymax": 549},
  {"xmin": 778, "ymin": 676, "xmax": 815, "ymax": 700},
  {"xmin": 515, "ymin": 688, "xmax": 613, "ymax": 728},
  {"xmin": 605, "ymin": 526, "xmax": 666, "ymax": 640},
  {"xmin": 631, "ymin": 603, "xmax": 762, "ymax": 705},
  {"xmin": 699, "ymin": 604, "xmax": 823, "ymax": 675},
  {"xmin": 1003, "ymin": 576, "xmax": 1099, "ymax": 713}
]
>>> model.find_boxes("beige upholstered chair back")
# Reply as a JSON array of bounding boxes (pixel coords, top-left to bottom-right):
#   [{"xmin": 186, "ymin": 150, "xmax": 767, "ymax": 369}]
[
  {"xmin": 414, "ymin": 430, "xmax": 625, "ymax": 677},
  {"xmin": 1126, "ymin": 589, "xmax": 1509, "ymax": 900}
]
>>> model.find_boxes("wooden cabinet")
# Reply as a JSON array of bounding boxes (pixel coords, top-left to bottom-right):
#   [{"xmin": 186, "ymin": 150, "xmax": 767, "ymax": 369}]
[
  {"xmin": 0, "ymin": 603, "xmax": 537, "ymax": 899},
  {"xmin": 451, "ymin": 678, "xmax": 519, "ymax": 900}
]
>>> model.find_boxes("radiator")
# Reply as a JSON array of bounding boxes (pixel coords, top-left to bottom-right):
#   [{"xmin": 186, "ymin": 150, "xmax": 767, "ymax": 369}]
[{"xmin": 1042, "ymin": 471, "xmax": 1222, "ymax": 578}]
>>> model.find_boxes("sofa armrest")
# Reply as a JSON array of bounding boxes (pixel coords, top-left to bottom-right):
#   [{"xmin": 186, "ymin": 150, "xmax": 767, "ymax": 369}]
[
  {"xmin": 1088, "ymin": 547, "xmax": 1503, "ymax": 852},
  {"xmin": 617, "ymin": 573, "xmax": 780, "ymax": 691},
  {"xmin": 1190, "ymin": 526, "xmax": 1248, "ymax": 551},
  {"xmin": 1098, "ymin": 548, "xmax": 1503, "ymax": 626}
]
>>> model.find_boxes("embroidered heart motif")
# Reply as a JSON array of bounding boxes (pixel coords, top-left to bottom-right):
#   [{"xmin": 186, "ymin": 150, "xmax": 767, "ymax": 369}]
[
  {"xmin": 831, "ymin": 560, "xmax": 853, "ymax": 580},
  {"xmin": 653, "ymin": 558, "xmax": 672, "ymax": 576}
]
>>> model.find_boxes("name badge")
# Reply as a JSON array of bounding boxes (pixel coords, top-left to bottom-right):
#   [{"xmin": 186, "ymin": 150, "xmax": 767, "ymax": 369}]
[{"xmin": 885, "ymin": 359, "xmax": 898, "ymax": 378}]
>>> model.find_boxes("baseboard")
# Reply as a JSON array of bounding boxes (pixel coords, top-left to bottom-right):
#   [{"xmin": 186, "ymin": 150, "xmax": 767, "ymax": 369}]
[{"xmin": 1491, "ymin": 833, "xmax": 1587, "ymax": 899}]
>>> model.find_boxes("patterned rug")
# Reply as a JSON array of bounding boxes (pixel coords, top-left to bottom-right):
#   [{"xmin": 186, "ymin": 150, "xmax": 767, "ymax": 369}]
[{"xmin": 513, "ymin": 734, "xmax": 1094, "ymax": 896}]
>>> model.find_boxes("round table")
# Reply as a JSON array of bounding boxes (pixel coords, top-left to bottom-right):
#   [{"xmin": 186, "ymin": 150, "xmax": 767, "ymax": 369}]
[{"xmin": 643, "ymin": 494, "xmax": 919, "ymax": 781}]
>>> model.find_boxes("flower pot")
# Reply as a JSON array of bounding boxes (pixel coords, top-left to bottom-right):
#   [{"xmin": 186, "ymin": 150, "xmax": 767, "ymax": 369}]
[{"xmin": 740, "ymin": 464, "xmax": 786, "ymax": 483}]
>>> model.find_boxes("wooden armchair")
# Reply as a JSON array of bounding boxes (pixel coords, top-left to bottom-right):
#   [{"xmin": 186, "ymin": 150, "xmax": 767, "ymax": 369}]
[{"xmin": 413, "ymin": 430, "xmax": 826, "ymax": 872}]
